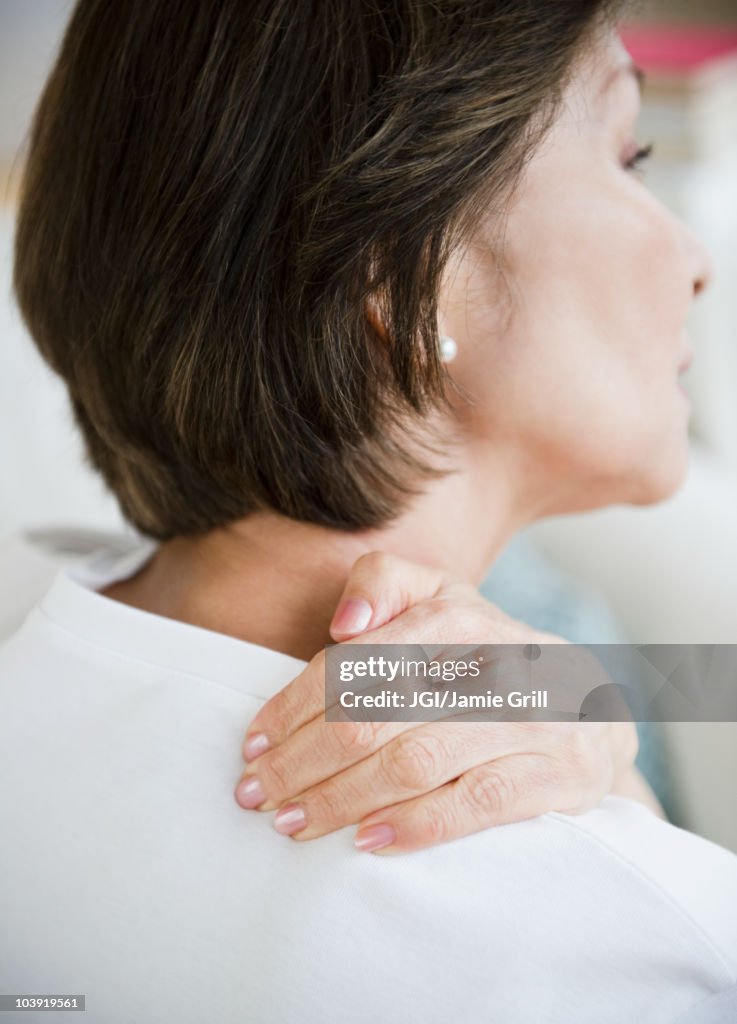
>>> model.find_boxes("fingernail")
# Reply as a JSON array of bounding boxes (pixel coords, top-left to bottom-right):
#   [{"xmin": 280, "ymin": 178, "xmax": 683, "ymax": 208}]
[
  {"xmin": 354, "ymin": 823, "xmax": 396, "ymax": 853},
  {"xmin": 234, "ymin": 774, "xmax": 267, "ymax": 809},
  {"xmin": 273, "ymin": 804, "xmax": 307, "ymax": 836},
  {"xmin": 243, "ymin": 732, "xmax": 270, "ymax": 762},
  {"xmin": 331, "ymin": 597, "xmax": 372, "ymax": 635}
]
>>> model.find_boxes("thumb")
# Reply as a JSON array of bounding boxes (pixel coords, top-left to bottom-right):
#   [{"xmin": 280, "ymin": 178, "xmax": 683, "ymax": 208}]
[{"xmin": 329, "ymin": 551, "xmax": 449, "ymax": 640}]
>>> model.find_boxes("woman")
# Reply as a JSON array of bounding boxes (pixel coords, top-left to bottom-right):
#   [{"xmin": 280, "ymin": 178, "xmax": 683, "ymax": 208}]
[{"xmin": 3, "ymin": 2, "xmax": 735, "ymax": 1022}]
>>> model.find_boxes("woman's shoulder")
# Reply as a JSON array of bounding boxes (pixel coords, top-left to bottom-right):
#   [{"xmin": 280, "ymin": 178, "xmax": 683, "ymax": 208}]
[
  {"xmin": 0, "ymin": 527, "xmax": 145, "ymax": 642},
  {"xmin": 549, "ymin": 796, "xmax": 737, "ymax": 971}
]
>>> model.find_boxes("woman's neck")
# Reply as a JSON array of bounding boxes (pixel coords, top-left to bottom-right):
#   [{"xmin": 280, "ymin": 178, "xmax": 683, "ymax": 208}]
[{"xmin": 103, "ymin": 454, "xmax": 531, "ymax": 661}]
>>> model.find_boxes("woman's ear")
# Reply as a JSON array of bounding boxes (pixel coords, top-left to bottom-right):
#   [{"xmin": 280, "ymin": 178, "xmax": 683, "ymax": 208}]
[
  {"xmin": 366, "ymin": 298, "xmax": 456, "ymax": 361},
  {"xmin": 435, "ymin": 309, "xmax": 458, "ymax": 364},
  {"xmin": 364, "ymin": 298, "xmax": 390, "ymax": 344}
]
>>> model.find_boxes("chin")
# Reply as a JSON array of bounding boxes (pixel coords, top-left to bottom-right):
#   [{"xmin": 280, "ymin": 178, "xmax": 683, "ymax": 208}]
[
  {"xmin": 626, "ymin": 440, "xmax": 690, "ymax": 507},
  {"xmin": 573, "ymin": 433, "xmax": 691, "ymax": 512}
]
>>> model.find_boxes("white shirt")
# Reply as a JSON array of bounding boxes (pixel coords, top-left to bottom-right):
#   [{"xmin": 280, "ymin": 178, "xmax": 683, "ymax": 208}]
[{"xmin": 1, "ymin": 534, "xmax": 736, "ymax": 1024}]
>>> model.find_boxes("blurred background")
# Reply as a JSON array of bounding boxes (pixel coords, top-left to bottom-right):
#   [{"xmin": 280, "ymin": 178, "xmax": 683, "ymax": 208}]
[{"xmin": 1, "ymin": 1, "xmax": 736, "ymax": 850}]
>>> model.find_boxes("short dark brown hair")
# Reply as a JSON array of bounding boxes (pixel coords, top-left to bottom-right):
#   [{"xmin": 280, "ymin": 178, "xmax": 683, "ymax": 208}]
[{"xmin": 13, "ymin": 0, "xmax": 618, "ymax": 540}]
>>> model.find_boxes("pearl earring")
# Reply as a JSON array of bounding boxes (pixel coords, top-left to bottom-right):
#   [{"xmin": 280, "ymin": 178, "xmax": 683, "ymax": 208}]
[{"xmin": 439, "ymin": 335, "xmax": 457, "ymax": 364}]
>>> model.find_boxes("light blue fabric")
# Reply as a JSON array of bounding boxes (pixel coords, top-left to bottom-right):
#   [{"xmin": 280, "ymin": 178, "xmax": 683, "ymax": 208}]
[{"xmin": 479, "ymin": 533, "xmax": 674, "ymax": 816}]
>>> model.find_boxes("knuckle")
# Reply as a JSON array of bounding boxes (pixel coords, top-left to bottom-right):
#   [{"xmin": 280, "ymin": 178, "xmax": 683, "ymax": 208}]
[
  {"xmin": 355, "ymin": 550, "xmax": 398, "ymax": 580},
  {"xmin": 260, "ymin": 681, "xmax": 305, "ymax": 741},
  {"xmin": 565, "ymin": 727, "xmax": 598, "ymax": 780},
  {"xmin": 274, "ymin": 650, "xmax": 324, "ymax": 724},
  {"xmin": 332, "ymin": 720, "xmax": 378, "ymax": 759},
  {"xmin": 259, "ymin": 749, "xmax": 293, "ymax": 799},
  {"xmin": 384, "ymin": 732, "xmax": 448, "ymax": 793},
  {"xmin": 414, "ymin": 800, "xmax": 456, "ymax": 846},
  {"xmin": 463, "ymin": 766, "xmax": 516, "ymax": 817},
  {"xmin": 303, "ymin": 783, "xmax": 347, "ymax": 827}
]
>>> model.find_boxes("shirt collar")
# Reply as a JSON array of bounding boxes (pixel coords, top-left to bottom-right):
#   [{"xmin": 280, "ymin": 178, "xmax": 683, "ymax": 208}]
[{"xmin": 37, "ymin": 541, "xmax": 309, "ymax": 702}]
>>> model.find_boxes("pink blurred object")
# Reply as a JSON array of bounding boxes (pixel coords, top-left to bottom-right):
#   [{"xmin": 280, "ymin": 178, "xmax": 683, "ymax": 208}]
[{"xmin": 621, "ymin": 25, "xmax": 737, "ymax": 74}]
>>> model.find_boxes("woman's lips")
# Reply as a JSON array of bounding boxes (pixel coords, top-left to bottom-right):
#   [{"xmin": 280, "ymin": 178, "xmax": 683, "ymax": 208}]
[{"xmin": 677, "ymin": 353, "xmax": 693, "ymax": 404}]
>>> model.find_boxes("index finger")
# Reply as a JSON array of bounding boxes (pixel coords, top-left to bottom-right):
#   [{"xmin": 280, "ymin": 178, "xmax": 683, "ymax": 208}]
[
  {"xmin": 242, "ymin": 599, "xmax": 462, "ymax": 760},
  {"xmin": 242, "ymin": 585, "xmax": 484, "ymax": 761},
  {"xmin": 242, "ymin": 601, "xmax": 451, "ymax": 760},
  {"xmin": 243, "ymin": 648, "xmax": 328, "ymax": 760}
]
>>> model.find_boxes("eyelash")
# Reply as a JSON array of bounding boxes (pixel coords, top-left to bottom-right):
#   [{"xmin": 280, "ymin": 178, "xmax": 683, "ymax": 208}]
[{"xmin": 624, "ymin": 142, "xmax": 654, "ymax": 173}]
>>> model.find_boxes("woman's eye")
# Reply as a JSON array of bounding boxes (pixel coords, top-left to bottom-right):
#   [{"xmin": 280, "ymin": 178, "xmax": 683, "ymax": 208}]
[{"xmin": 623, "ymin": 142, "xmax": 654, "ymax": 174}]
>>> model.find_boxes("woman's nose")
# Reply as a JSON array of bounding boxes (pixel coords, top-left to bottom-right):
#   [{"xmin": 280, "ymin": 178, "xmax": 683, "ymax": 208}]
[{"xmin": 683, "ymin": 224, "xmax": 713, "ymax": 298}]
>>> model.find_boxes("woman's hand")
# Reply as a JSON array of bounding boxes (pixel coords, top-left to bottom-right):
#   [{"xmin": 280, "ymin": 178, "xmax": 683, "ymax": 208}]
[{"xmin": 234, "ymin": 552, "xmax": 645, "ymax": 854}]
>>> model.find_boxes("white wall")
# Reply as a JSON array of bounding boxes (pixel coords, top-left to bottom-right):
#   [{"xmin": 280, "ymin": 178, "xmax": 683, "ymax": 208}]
[{"xmin": 0, "ymin": 0, "xmax": 74, "ymax": 167}]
